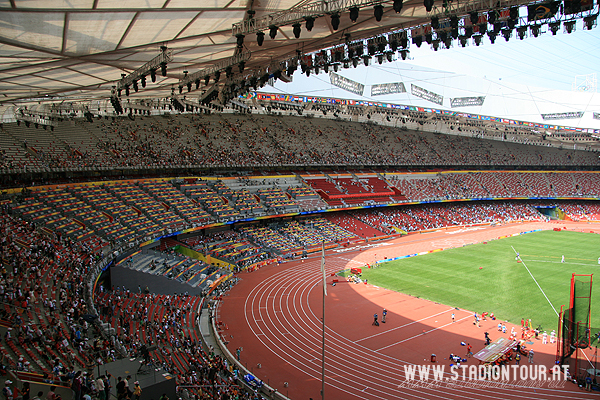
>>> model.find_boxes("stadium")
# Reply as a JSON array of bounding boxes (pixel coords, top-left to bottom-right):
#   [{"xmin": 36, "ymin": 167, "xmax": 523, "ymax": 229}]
[{"xmin": 1, "ymin": 0, "xmax": 600, "ymax": 399}]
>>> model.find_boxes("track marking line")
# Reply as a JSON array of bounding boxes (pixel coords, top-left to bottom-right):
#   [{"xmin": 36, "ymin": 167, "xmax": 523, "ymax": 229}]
[
  {"xmin": 338, "ymin": 257, "xmax": 365, "ymax": 265},
  {"xmin": 356, "ymin": 308, "xmax": 455, "ymax": 342},
  {"xmin": 512, "ymin": 246, "xmax": 559, "ymax": 317},
  {"xmin": 525, "ymin": 259, "xmax": 594, "ymax": 266},
  {"xmin": 375, "ymin": 315, "xmax": 472, "ymax": 351}
]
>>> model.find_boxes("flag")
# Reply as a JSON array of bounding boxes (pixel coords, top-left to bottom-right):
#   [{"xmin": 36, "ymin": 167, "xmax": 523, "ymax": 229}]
[{"xmin": 321, "ymin": 242, "xmax": 327, "ymax": 296}]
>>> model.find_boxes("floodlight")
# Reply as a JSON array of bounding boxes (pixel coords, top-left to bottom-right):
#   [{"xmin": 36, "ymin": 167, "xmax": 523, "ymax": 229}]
[
  {"xmin": 374, "ymin": 5, "xmax": 384, "ymax": 22},
  {"xmin": 331, "ymin": 13, "xmax": 340, "ymax": 30},
  {"xmin": 393, "ymin": 0, "xmax": 403, "ymax": 13},
  {"xmin": 293, "ymin": 23, "xmax": 301, "ymax": 38},
  {"xmin": 269, "ymin": 25, "xmax": 278, "ymax": 39},
  {"xmin": 350, "ymin": 7, "xmax": 359, "ymax": 22},
  {"xmin": 305, "ymin": 17, "xmax": 315, "ymax": 31}
]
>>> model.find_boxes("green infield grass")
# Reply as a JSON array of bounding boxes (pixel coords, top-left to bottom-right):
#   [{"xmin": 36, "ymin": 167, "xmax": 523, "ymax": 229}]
[{"xmin": 354, "ymin": 230, "xmax": 600, "ymax": 331}]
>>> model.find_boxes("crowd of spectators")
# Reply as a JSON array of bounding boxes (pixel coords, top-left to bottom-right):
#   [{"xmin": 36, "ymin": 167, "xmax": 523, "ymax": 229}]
[
  {"xmin": 3, "ymin": 176, "xmax": 600, "ymax": 400},
  {"xmin": 349, "ymin": 201, "xmax": 545, "ymax": 233},
  {"xmin": 0, "ymin": 209, "xmax": 265, "ymax": 399},
  {"xmin": 1, "ymin": 112, "xmax": 597, "ymax": 173}
]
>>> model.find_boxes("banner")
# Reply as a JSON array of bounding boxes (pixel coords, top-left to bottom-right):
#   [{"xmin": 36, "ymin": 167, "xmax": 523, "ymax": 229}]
[
  {"xmin": 528, "ymin": 1, "xmax": 560, "ymax": 21},
  {"xmin": 541, "ymin": 111, "xmax": 584, "ymax": 120},
  {"xmin": 450, "ymin": 96, "xmax": 485, "ymax": 108},
  {"xmin": 371, "ymin": 82, "xmax": 407, "ymax": 96},
  {"xmin": 411, "ymin": 84, "xmax": 444, "ymax": 106},
  {"xmin": 329, "ymin": 72, "xmax": 365, "ymax": 96}
]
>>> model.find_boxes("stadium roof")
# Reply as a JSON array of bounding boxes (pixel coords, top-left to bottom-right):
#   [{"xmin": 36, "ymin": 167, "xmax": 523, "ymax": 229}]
[
  {"xmin": 0, "ymin": 0, "xmax": 599, "ymax": 127},
  {"xmin": 0, "ymin": 0, "xmax": 443, "ymax": 104}
]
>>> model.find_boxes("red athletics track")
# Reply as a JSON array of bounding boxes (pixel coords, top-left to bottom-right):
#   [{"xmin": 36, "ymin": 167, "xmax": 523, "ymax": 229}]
[{"xmin": 218, "ymin": 221, "xmax": 600, "ymax": 400}]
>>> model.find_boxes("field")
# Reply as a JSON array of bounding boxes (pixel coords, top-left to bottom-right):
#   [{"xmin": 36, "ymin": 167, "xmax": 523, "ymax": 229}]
[{"xmin": 356, "ymin": 230, "xmax": 600, "ymax": 331}]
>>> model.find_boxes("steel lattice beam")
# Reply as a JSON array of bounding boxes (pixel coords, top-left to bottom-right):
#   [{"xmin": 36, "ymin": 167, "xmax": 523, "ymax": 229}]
[
  {"xmin": 232, "ymin": 0, "xmax": 385, "ymax": 36},
  {"xmin": 116, "ymin": 48, "xmax": 172, "ymax": 91},
  {"xmin": 178, "ymin": 50, "xmax": 252, "ymax": 89}
]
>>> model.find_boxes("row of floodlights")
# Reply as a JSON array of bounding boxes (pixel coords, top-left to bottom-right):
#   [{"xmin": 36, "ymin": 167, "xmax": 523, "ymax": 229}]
[{"xmin": 235, "ymin": 0, "xmax": 404, "ymax": 47}]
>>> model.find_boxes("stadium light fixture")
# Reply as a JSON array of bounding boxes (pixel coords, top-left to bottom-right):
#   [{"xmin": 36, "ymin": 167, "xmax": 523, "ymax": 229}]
[
  {"xmin": 269, "ymin": 25, "xmax": 278, "ymax": 39},
  {"xmin": 424, "ymin": 0, "xmax": 434, "ymax": 12},
  {"xmin": 331, "ymin": 13, "xmax": 341, "ymax": 30},
  {"xmin": 305, "ymin": 16, "xmax": 315, "ymax": 31},
  {"xmin": 377, "ymin": 37, "xmax": 387, "ymax": 53},
  {"xmin": 493, "ymin": 22, "xmax": 502, "ymax": 34},
  {"xmin": 432, "ymin": 39, "xmax": 440, "ymax": 51},
  {"xmin": 488, "ymin": 10, "xmax": 497, "ymax": 25},
  {"xmin": 516, "ymin": 25, "xmax": 528, "ymax": 40},
  {"xmin": 412, "ymin": 35, "xmax": 423, "ymax": 47},
  {"xmin": 438, "ymin": 30, "xmax": 447, "ymax": 42},
  {"xmin": 444, "ymin": 37, "xmax": 452, "ymax": 49},
  {"xmin": 530, "ymin": 24, "xmax": 541, "ymax": 37},
  {"xmin": 502, "ymin": 28, "xmax": 512, "ymax": 41},
  {"xmin": 349, "ymin": 7, "xmax": 359, "ymax": 22},
  {"xmin": 470, "ymin": 11, "xmax": 479, "ymax": 25},
  {"xmin": 374, "ymin": 5, "xmax": 384, "ymax": 22},
  {"xmin": 400, "ymin": 34, "xmax": 408, "ymax": 48},
  {"xmin": 293, "ymin": 23, "xmax": 302, "ymax": 38},
  {"xmin": 478, "ymin": 23, "xmax": 487, "ymax": 34},
  {"xmin": 473, "ymin": 34, "xmax": 483, "ymax": 46},
  {"xmin": 450, "ymin": 15, "xmax": 458, "ymax": 29},
  {"xmin": 564, "ymin": 20, "xmax": 576, "ymax": 33},
  {"xmin": 487, "ymin": 30, "xmax": 497, "ymax": 44},
  {"xmin": 399, "ymin": 49, "xmax": 409, "ymax": 60},
  {"xmin": 256, "ymin": 31, "xmax": 265, "ymax": 46},
  {"xmin": 548, "ymin": 21, "xmax": 561, "ymax": 35},
  {"xmin": 583, "ymin": 15, "xmax": 597, "ymax": 30},
  {"xmin": 236, "ymin": 34, "xmax": 245, "ymax": 47},
  {"xmin": 459, "ymin": 36, "xmax": 468, "ymax": 47},
  {"xmin": 393, "ymin": 0, "xmax": 403, "ymax": 13},
  {"xmin": 362, "ymin": 54, "xmax": 370, "ymax": 66},
  {"xmin": 431, "ymin": 16, "xmax": 439, "ymax": 30}
]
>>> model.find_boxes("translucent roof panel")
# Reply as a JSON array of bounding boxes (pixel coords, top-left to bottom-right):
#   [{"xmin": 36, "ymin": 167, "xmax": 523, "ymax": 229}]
[
  {"xmin": 0, "ymin": 12, "xmax": 64, "ymax": 52},
  {"xmin": 15, "ymin": 0, "xmax": 93, "ymax": 8},
  {"xmin": 65, "ymin": 12, "xmax": 136, "ymax": 55},
  {"xmin": 118, "ymin": 11, "xmax": 200, "ymax": 48},
  {"xmin": 182, "ymin": 11, "xmax": 246, "ymax": 37},
  {"xmin": 166, "ymin": 0, "xmax": 244, "ymax": 9},
  {"xmin": 96, "ymin": 0, "xmax": 165, "ymax": 9}
]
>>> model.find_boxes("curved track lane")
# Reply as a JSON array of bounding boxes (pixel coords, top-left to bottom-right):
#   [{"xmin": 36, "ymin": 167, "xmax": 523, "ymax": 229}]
[{"xmin": 220, "ymin": 222, "xmax": 599, "ymax": 399}]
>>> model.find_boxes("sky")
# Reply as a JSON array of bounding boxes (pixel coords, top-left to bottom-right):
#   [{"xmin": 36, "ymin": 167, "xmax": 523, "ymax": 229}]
[{"xmin": 267, "ymin": 17, "xmax": 600, "ymax": 129}]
